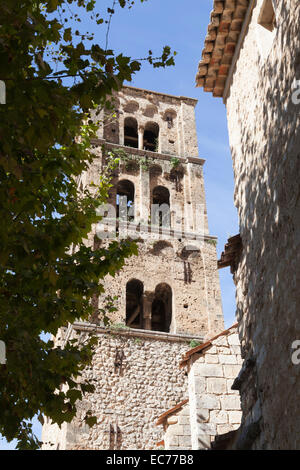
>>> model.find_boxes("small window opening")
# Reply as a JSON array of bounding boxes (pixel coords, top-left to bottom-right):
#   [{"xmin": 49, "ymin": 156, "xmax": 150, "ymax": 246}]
[
  {"xmin": 164, "ymin": 110, "xmax": 176, "ymax": 129},
  {"xmin": 166, "ymin": 115, "xmax": 173, "ymax": 129},
  {"xmin": 124, "ymin": 117, "xmax": 138, "ymax": 148}
]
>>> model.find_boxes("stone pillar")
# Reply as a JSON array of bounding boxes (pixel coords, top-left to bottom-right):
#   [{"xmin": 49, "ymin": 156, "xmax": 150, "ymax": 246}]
[
  {"xmin": 138, "ymin": 126, "xmax": 144, "ymax": 150},
  {"xmin": 140, "ymin": 166, "xmax": 150, "ymax": 224},
  {"xmin": 95, "ymin": 108, "xmax": 105, "ymax": 139},
  {"xmin": 119, "ymin": 114, "xmax": 124, "ymax": 146},
  {"xmin": 184, "ymin": 162, "xmax": 195, "ymax": 233},
  {"xmin": 143, "ymin": 292, "xmax": 154, "ymax": 330},
  {"xmin": 180, "ymin": 101, "xmax": 198, "ymax": 158}
]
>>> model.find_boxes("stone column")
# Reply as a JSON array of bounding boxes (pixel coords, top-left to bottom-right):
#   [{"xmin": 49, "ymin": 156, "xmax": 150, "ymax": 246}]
[
  {"xmin": 140, "ymin": 165, "xmax": 150, "ymax": 225},
  {"xmin": 184, "ymin": 162, "xmax": 194, "ymax": 233},
  {"xmin": 143, "ymin": 292, "xmax": 154, "ymax": 330},
  {"xmin": 138, "ymin": 126, "xmax": 144, "ymax": 150},
  {"xmin": 119, "ymin": 114, "xmax": 124, "ymax": 146}
]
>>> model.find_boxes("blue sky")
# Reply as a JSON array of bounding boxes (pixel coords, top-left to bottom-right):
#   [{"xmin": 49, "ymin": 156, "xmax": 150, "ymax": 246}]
[{"xmin": 0, "ymin": 0, "xmax": 239, "ymax": 449}]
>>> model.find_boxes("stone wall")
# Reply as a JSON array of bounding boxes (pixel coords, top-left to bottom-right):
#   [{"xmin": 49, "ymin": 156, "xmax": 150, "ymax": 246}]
[
  {"xmin": 161, "ymin": 402, "xmax": 192, "ymax": 450},
  {"xmin": 83, "ymin": 232, "xmax": 223, "ymax": 338},
  {"xmin": 186, "ymin": 327, "xmax": 242, "ymax": 449},
  {"xmin": 224, "ymin": 0, "xmax": 300, "ymax": 449},
  {"xmin": 86, "ymin": 144, "xmax": 210, "ymax": 236},
  {"xmin": 42, "ymin": 326, "xmax": 200, "ymax": 450},
  {"xmin": 157, "ymin": 326, "xmax": 242, "ymax": 450},
  {"xmin": 90, "ymin": 86, "xmax": 199, "ymax": 158},
  {"xmin": 77, "ymin": 85, "xmax": 225, "ymax": 338},
  {"xmin": 42, "ymin": 85, "xmax": 226, "ymax": 450}
]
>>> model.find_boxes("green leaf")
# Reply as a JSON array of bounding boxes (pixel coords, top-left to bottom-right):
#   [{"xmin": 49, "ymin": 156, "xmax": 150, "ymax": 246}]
[
  {"xmin": 85, "ymin": 416, "xmax": 97, "ymax": 427},
  {"xmin": 0, "ymin": 0, "xmax": 175, "ymax": 450},
  {"xmin": 63, "ymin": 28, "xmax": 72, "ymax": 42}
]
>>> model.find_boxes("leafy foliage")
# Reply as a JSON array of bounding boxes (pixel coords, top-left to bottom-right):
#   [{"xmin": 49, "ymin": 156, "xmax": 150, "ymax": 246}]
[
  {"xmin": 170, "ymin": 157, "xmax": 180, "ymax": 168},
  {"xmin": 189, "ymin": 339, "xmax": 201, "ymax": 348},
  {"xmin": 115, "ymin": 148, "xmax": 151, "ymax": 171},
  {"xmin": 205, "ymin": 238, "xmax": 217, "ymax": 247},
  {"xmin": 0, "ymin": 0, "xmax": 175, "ymax": 449}
]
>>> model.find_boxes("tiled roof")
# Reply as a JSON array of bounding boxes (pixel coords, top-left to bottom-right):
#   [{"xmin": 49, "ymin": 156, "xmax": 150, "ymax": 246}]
[
  {"xmin": 195, "ymin": 0, "xmax": 250, "ymax": 97},
  {"xmin": 179, "ymin": 323, "xmax": 239, "ymax": 368},
  {"xmin": 156, "ymin": 399, "xmax": 189, "ymax": 426}
]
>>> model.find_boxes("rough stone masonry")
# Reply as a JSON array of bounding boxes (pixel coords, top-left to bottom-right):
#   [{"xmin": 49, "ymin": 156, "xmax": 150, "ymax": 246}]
[
  {"xmin": 197, "ymin": 0, "xmax": 300, "ymax": 449},
  {"xmin": 157, "ymin": 325, "xmax": 242, "ymax": 450}
]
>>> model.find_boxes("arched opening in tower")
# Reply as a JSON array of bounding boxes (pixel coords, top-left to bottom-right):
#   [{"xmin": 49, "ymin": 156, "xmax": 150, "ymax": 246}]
[
  {"xmin": 144, "ymin": 122, "xmax": 159, "ymax": 152},
  {"xmin": 116, "ymin": 179, "xmax": 134, "ymax": 221},
  {"xmin": 124, "ymin": 117, "xmax": 138, "ymax": 148},
  {"xmin": 126, "ymin": 279, "xmax": 144, "ymax": 329},
  {"xmin": 151, "ymin": 185, "xmax": 170, "ymax": 227},
  {"xmin": 151, "ymin": 283, "xmax": 172, "ymax": 332}
]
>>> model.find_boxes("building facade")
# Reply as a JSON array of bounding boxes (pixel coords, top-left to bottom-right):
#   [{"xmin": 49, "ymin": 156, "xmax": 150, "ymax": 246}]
[
  {"xmin": 196, "ymin": 0, "xmax": 300, "ymax": 449},
  {"xmin": 42, "ymin": 86, "xmax": 226, "ymax": 450}
]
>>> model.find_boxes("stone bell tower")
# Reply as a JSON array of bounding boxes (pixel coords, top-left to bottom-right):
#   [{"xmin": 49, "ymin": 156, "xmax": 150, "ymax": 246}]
[{"xmin": 42, "ymin": 86, "xmax": 224, "ymax": 450}]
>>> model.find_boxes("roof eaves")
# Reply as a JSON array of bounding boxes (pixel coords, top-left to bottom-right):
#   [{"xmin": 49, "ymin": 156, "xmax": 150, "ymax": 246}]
[
  {"xmin": 156, "ymin": 399, "xmax": 189, "ymax": 426},
  {"xmin": 196, "ymin": 0, "xmax": 250, "ymax": 98}
]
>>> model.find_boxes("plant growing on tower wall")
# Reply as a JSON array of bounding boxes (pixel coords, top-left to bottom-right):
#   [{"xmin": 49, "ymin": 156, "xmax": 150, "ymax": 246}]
[{"xmin": 170, "ymin": 157, "xmax": 180, "ymax": 168}]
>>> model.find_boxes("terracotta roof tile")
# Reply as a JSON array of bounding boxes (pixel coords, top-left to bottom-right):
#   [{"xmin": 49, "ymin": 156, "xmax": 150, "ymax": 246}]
[
  {"xmin": 196, "ymin": 0, "xmax": 250, "ymax": 97},
  {"xmin": 156, "ymin": 440, "xmax": 165, "ymax": 447}
]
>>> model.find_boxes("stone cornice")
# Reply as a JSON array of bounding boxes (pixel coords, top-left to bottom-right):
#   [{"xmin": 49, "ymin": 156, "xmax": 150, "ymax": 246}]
[
  {"xmin": 195, "ymin": 0, "xmax": 250, "ymax": 98},
  {"xmin": 91, "ymin": 139, "xmax": 206, "ymax": 166},
  {"xmin": 94, "ymin": 218, "xmax": 217, "ymax": 243},
  {"xmin": 64, "ymin": 322, "xmax": 204, "ymax": 346},
  {"xmin": 123, "ymin": 85, "xmax": 198, "ymax": 106}
]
